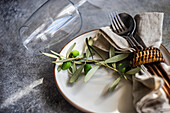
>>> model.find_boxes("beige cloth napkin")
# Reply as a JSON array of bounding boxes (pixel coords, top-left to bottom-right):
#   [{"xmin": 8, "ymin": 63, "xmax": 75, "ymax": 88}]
[{"xmin": 93, "ymin": 12, "xmax": 170, "ymax": 113}]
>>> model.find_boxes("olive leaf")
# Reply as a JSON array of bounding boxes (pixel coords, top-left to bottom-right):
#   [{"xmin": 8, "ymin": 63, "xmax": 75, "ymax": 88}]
[
  {"xmin": 72, "ymin": 61, "xmax": 77, "ymax": 73},
  {"xmin": 109, "ymin": 46, "xmax": 116, "ymax": 68},
  {"xmin": 51, "ymin": 57, "xmax": 78, "ymax": 63},
  {"xmin": 123, "ymin": 75, "xmax": 127, "ymax": 80},
  {"xmin": 84, "ymin": 37, "xmax": 93, "ymax": 50},
  {"xmin": 57, "ymin": 65, "xmax": 62, "ymax": 72},
  {"xmin": 88, "ymin": 37, "xmax": 93, "ymax": 46},
  {"xmin": 126, "ymin": 67, "xmax": 141, "ymax": 75},
  {"xmin": 41, "ymin": 52, "xmax": 59, "ymax": 59},
  {"xmin": 68, "ymin": 67, "xmax": 73, "ymax": 74},
  {"xmin": 105, "ymin": 54, "xmax": 129, "ymax": 63},
  {"xmin": 109, "ymin": 46, "xmax": 115, "ymax": 58},
  {"xmin": 84, "ymin": 65, "xmax": 100, "ymax": 83},
  {"xmin": 84, "ymin": 37, "xmax": 94, "ymax": 59},
  {"xmin": 86, "ymin": 38, "xmax": 93, "ymax": 59},
  {"xmin": 86, "ymin": 49, "xmax": 90, "ymax": 59},
  {"xmin": 112, "ymin": 63, "xmax": 116, "ymax": 69},
  {"xmin": 69, "ymin": 64, "xmax": 85, "ymax": 83},
  {"xmin": 89, "ymin": 45, "xmax": 104, "ymax": 60},
  {"xmin": 108, "ymin": 76, "xmax": 121, "ymax": 92},
  {"xmin": 50, "ymin": 50, "xmax": 64, "ymax": 59},
  {"xmin": 66, "ymin": 43, "xmax": 76, "ymax": 58}
]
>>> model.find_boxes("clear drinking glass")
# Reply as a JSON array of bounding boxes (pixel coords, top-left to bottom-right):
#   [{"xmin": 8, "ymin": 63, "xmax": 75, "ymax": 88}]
[{"xmin": 19, "ymin": 0, "xmax": 84, "ymax": 55}]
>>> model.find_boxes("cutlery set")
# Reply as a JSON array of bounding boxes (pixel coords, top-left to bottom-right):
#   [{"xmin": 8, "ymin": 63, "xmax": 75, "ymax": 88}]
[{"xmin": 109, "ymin": 11, "xmax": 170, "ymax": 99}]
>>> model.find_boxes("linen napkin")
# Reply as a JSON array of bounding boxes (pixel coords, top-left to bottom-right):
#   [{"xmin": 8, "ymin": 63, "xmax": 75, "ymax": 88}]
[{"xmin": 93, "ymin": 12, "xmax": 170, "ymax": 113}]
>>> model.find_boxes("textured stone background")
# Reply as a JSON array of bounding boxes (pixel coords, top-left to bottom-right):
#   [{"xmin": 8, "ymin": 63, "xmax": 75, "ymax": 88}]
[{"xmin": 0, "ymin": 0, "xmax": 170, "ymax": 113}]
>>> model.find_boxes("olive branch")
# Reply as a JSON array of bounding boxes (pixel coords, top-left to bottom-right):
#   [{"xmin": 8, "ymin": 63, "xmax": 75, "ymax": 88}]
[{"xmin": 41, "ymin": 37, "xmax": 141, "ymax": 92}]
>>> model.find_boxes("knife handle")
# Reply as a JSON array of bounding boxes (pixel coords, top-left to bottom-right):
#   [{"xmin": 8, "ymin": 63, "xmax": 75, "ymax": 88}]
[
  {"xmin": 133, "ymin": 46, "xmax": 170, "ymax": 99},
  {"xmin": 145, "ymin": 63, "xmax": 170, "ymax": 99}
]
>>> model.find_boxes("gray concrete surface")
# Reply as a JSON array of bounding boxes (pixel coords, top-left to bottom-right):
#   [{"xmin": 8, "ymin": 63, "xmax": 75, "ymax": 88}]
[{"xmin": 0, "ymin": 0, "xmax": 170, "ymax": 113}]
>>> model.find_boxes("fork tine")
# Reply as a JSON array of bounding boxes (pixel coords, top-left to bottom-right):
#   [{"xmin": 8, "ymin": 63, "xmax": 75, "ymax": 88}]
[
  {"xmin": 113, "ymin": 12, "xmax": 123, "ymax": 32},
  {"xmin": 109, "ymin": 13, "xmax": 117, "ymax": 33},
  {"xmin": 110, "ymin": 12, "xmax": 120, "ymax": 33},
  {"xmin": 115, "ymin": 11, "xmax": 128, "ymax": 31}
]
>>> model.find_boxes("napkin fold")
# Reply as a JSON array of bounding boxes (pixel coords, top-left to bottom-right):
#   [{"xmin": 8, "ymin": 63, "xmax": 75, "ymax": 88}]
[
  {"xmin": 93, "ymin": 12, "xmax": 170, "ymax": 113},
  {"xmin": 134, "ymin": 12, "xmax": 163, "ymax": 48},
  {"xmin": 93, "ymin": 27, "xmax": 135, "ymax": 52}
]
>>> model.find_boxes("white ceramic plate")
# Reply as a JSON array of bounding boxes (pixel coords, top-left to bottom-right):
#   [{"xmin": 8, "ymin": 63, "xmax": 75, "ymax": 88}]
[{"xmin": 54, "ymin": 30, "xmax": 170, "ymax": 113}]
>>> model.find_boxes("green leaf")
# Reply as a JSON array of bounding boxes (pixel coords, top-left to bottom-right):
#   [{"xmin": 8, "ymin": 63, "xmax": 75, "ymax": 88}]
[
  {"xmin": 126, "ymin": 67, "xmax": 141, "ymax": 75},
  {"xmin": 89, "ymin": 45, "xmax": 104, "ymax": 60},
  {"xmin": 69, "ymin": 67, "xmax": 73, "ymax": 73},
  {"xmin": 52, "ymin": 58, "xmax": 77, "ymax": 63},
  {"xmin": 105, "ymin": 54, "xmax": 129, "ymax": 63},
  {"xmin": 109, "ymin": 46, "xmax": 115, "ymax": 58},
  {"xmin": 57, "ymin": 65, "xmax": 62, "ymax": 72},
  {"xmin": 123, "ymin": 75, "xmax": 127, "ymax": 80},
  {"xmin": 66, "ymin": 43, "xmax": 76, "ymax": 58},
  {"xmin": 69, "ymin": 64, "xmax": 85, "ymax": 83},
  {"xmin": 109, "ymin": 76, "xmax": 121, "ymax": 92},
  {"xmin": 84, "ymin": 37, "xmax": 93, "ymax": 50},
  {"xmin": 86, "ymin": 38, "xmax": 93, "ymax": 59},
  {"xmin": 41, "ymin": 52, "xmax": 59, "ymax": 59},
  {"xmin": 72, "ymin": 61, "xmax": 77, "ymax": 73},
  {"xmin": 112, "ymin": 63, "xmax": 116, "ymax": 69},
  {"xmin": 84, "ymin": 65, "xmax": 100, "ymax": 83},
  {"xmin": 86, "ymin": 49, "xmax": 90, "ymax": 59},
  {"xmin": 50, "ymin": 50, "xmax": 64, "ymax": 59},
  {"xmin": 88, "ymin": 37, "xmax": 93, "ymax": 46}
]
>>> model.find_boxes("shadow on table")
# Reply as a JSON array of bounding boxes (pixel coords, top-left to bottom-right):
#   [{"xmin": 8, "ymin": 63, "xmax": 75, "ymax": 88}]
[{"xmin": 41, "ymin": 64, "xmax": 83, "ymax": 113}]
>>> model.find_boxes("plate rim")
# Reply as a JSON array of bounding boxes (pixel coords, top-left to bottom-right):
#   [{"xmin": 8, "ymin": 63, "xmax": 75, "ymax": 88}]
[{"xmin": 54, "ymin": 29, "xmax": 170, "ymax": 112}]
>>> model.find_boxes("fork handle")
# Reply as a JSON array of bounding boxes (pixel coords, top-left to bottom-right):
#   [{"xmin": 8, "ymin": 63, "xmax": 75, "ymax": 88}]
[
  {"xmin": 125, "ymin": 36, "xmax": 142, "ymax": 50},
  {"xmin": 126, "ymin": 36, "xmax": 143, "ymax": 51},
  {"xmin": 130, "ymin": 35, "xmax": 143, "ymax": 49}
]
